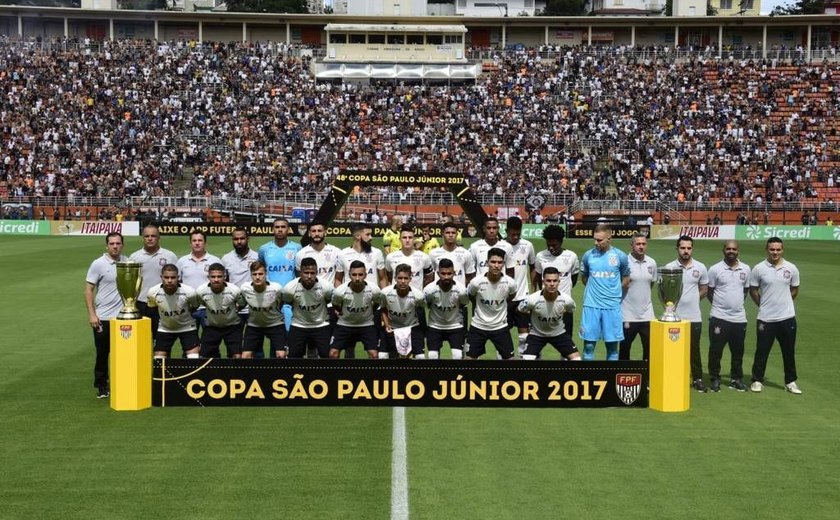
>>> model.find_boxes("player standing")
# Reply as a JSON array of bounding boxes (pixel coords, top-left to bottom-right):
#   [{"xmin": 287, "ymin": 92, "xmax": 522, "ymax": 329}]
[
  {"xmin": 283, "ymin": 257, "xmax": 332, "ymax": 359},
  {"xmin": 195, "ymin": 263, "xmax": 243, "ymax": 358},
  {"xmin": 533, "ymin": 224, "xmax": 579, "ymax": 342},
  {"xmin": 129, "ymin": 224, "xmax": 177, "ymax": 342},
  {"xmin": 518, "ymin": 267, "xmax": 579, "ymax": 361},
  {"xmin": 465, "ymin": 248, "xmax": 518, "ymax": 360},
  {"xmin": 258, "ymin": 218, "xmax": 301, "ymax": 335},
  {"xmin": 619, "ymin": 233, "xmax": 657, "ymax": 361},
  {"xmin": 177, "ymin": 231, "xmax": 221, "ymax": 331},
  {"xmin": 331, "ymin": 261, "xmax": 382, "ymax": 359},
  {"xmin": 146, "ymin": 264, "xmax": 201, "ymax": 359},
  {"xmin": 469, "ymin": 216, "xmax": 514, "ymax": 278},
  {"xmin": 381, "ymin": 264, "xmax": 427, "ymax": 358},
  {"xmin": 424, "ymin": 259, "xmax": 470, "ymax": 359},
  {"xmin": 239, "ymin": 261, "xmax": 286, "ymax": 359},
  {"xmin": 504, "ymin": 216, "xmax": 536, "ymax": 355}
]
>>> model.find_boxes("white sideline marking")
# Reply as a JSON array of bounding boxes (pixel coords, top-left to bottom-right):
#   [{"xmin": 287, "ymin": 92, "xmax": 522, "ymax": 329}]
[{"xmin": 391, "ymin": 406, "xmax": 409, "ymax": 520}]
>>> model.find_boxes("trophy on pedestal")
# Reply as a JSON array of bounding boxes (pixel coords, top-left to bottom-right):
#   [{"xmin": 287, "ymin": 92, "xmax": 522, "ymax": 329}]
[
  {"xmin": 657, "ymin": 268, "xmax": 683, "ymax": 322},
  {"xmin": 116, "ymin": 261, "xmax": 143, "ymax": 320}
]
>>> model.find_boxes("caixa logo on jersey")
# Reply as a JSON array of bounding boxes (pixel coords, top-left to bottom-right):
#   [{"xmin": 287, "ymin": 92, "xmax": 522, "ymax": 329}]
[{"xmin": 616, "ymin": 373, "xmax": 642, "ymax": 405}]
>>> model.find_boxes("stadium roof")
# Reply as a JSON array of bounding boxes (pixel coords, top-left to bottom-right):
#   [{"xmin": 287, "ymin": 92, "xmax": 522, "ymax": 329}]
[{"xmin": 324, "ymin": 24, "xmax": 467, "ymax": 33}]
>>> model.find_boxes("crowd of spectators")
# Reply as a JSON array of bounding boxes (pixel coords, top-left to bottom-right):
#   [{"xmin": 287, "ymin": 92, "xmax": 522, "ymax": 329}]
[{"xmin": 1, "ymin": 38, "xmax": 839, "ymax": 206}]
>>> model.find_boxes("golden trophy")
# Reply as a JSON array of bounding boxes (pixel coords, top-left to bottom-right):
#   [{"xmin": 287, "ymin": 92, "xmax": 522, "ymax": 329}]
[{"xmin": 115, "ymin": 261, "xmax": 143, "ymax": 320}]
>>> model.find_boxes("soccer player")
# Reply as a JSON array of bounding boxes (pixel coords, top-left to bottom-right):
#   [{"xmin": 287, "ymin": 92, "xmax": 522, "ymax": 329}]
[
  {"xmin": 84, "ymin": 232, "xmax": 127, "ymax": 399},
  {"xmin": 428, "ymin": 222, "xmax": 476, "ymax": 287},
  {"xmin": 295, "ymin": 221, "xmax": 341, "ymax": 287},
  {"xmin": 239, "ymin": 261, "xmax": 286, "ymax": 359},
  {"xmin": 619, "ymin": 233, "xmax": 657, "ymax": 361},
  {"xmin": 504, "ymin": 216, "xmax": 536, "ymax": 355},
  {"xmin": 221, "ymin": 227, "xmax": 259, "ymax": 287},
  {"xmin": 706, "ymin": 240, "xmax": 750, "ymax": 392},
  {"xmin": 385, "ymin": 224, "xmax": 434, "ymax": 291},
  {"xmin": 424, "ymin": 258, "xmax": 470, "ymax": 359},
  {"xmin": 177, "ymin": 231, "xmax": 222, "ymax": 331},
  {"xmin": 335, "ymin": 223, "xmax": 388, "ymax": 288},
  {"xmin": 663, "ymin": 235, "xmax": 709, "ymax": 392},
  {"xmin": 146, "ymin": 264, "xmax": 201, "ymax": 359},
  {"xmin": 469, "ymin": 216, "xmax": 514, "ymax": 278},
  {"xmin": 283, "ymin": 257, "xmax": 332, "ymax": 359},
  {"xmin": 579, "ymin": 224, "xmax": 630, "ymax": 361},
  {"xmin": 517, "ymin": 267, "xmax": 579, "ymax": 361},
  {"xmin": 196, "ymin": 263, "xmax": 243, "ymax": 359},
  {"xmin": 381, "ymin": 264, "xmax": 427, "ymax": 359},
  {"xmin": 129, "ymin": 224, "xmax": 177, "ymax": 341},
  {"xmin": 331, "ymin": 260, "xmax": 382, "ymax": 359},
  {"xmin": 258, "ymin": 218, "xmax": 302, "ymax": 334},
  {"xmin": 533, "ymin": 224, "xmax": 579, "ymax": 340},
  {"xmin": 749, "ymin": 237, "xmax": 802, "ymax": 394},
  {"xmin": 466, "ymin": 248, "xmax": 517, "ymax": 360}
]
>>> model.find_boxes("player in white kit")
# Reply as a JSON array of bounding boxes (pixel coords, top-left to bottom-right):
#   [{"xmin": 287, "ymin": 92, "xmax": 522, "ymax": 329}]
[
  {"xmin": 466, "ymin": 248, "xmax": 518, "ymax": 360},
  {"xmin": 283, "ymin": 257, "xmax": 332, "ymax": 359},
  {"xmin": 517, "ymin": 267, "xmax": 579, "ymax": 360},
  {"xmin": 195, "ymin": 263, "xmax": 243, "ymax": 358},
  {"xmin": 146, "ymin": 264, "xmax": 201, "ymax": 359},
  {"xmin": 381, "ymin": 264, "xmax": 427, "ymax": 359},
  {"xmin": 424, "ymin": 258, "xmax": 470, "ymax": 359}
]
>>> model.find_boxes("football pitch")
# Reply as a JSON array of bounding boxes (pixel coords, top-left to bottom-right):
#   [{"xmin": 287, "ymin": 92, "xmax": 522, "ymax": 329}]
[{"xmin": 0, "ymin": 235, "xmax": 838, "ymax": 519}]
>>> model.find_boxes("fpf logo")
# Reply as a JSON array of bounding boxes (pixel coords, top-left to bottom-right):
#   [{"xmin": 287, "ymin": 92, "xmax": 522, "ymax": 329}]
[{"xmin": 615, "ymin": 374, "xmax": 642, "ymax": 405}]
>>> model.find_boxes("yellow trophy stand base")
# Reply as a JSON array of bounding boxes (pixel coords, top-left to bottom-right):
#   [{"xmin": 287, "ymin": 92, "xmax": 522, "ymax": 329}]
[
  {"xmin": 649, "ymin": 320, "xmax": 690, "ymax": 412},
  {"xmin": 109, "ymin": 318, "xmax": 152, "ymax": 411}
]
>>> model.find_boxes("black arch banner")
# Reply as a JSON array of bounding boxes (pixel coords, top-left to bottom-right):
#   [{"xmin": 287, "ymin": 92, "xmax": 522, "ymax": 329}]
[{"xmin": 305, "ymin": 170, "xmax": 488, "ymax": 245}]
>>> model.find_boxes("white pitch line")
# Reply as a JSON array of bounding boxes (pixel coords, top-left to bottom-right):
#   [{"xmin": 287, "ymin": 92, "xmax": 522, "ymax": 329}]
[{"xmin": 391, "ymin": 406, "xmax": 409, "ymax": 520}]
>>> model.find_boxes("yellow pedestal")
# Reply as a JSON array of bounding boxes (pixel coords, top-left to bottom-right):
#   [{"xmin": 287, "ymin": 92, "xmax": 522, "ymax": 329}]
[
  {"xmin": 649, "ymin": 320, "xmax": 690, "ymax": 412},
  {"xmin": 109, "ymin": 318, "xmax": 152, "ymax": 411}
]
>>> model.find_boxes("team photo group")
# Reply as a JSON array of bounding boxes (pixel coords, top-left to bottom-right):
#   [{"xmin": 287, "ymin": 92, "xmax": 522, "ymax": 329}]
[{"xmin": 84, "ymin": 216, "xmax": 801, "ymax": 399}]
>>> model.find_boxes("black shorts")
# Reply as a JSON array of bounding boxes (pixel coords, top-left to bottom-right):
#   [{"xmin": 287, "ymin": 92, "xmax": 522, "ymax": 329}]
[
  {"xmin": 525, "ymin": 333, "xmax": 579, "ymax": 358},
  {"xmin": 331, "ymin": 324, "xmax": 379, "ymax": 352},
  {"xmin": 155, "ymin": 330, "xmax": 200, "ymax": 354},
  {"xmin": 243, "ymin": 325, "xmax": 286, "ymax": 353},
  {"xmin": 426, "ymin": 327, "xmax": 466, "ymax": 352},
  {"xmin": 200, "ymin": 324, "xmax": 243, "ymax": 358},
  {"xmin": 466, "ymin": 326, "xmax": 515, "ymax": 360},
  {"xmin": 508, "ymin": 300, "xmax": 529, "ymax": 329},
  {"xmin": 287, "ymin": 325, "xmax": 332, "ymax": 358},
  {"xmin": 384, "ymin": 326, "xmax": 426, "ymax": 356}
]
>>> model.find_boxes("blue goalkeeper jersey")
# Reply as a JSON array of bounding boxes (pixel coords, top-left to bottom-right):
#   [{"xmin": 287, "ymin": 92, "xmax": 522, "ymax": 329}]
[
  {"xmin": 258, "ymin": 240, "xmax": 302, "ymax": 286},
  {"xmin": 580, "ymin": 246, "xmax": 630, "ymax": 308}
]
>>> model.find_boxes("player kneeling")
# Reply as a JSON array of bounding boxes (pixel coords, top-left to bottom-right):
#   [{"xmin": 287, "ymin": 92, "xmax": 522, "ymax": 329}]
[
  {"xmin": 381, "ymin": 264, "xmax": 426, "ymax": 359},
  {"xmin": 424, "ymin": 258, "xmax": 469, "ymax": 359},
  {"xmin": 517, "ymin": 267, "xmax": 580, "ymax": 361},
  {"xmin": 147, "ymin": 264, "xmax": 201, "ymax": 359},
  {"xmin": 283, "ymin": 257, "xmax": 332, "ymax": 358},
  {"xmin": 196, "ymin": 263, "xmax": 244, "ymax": 358}
]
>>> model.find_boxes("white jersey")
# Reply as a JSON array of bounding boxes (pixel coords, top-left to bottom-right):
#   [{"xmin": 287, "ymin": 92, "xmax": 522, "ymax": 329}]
[
  {"xmin": 518, "ymin": 290, "xmax": 576, "ymax": 337},
  {"xmin": 381, "ymin": 286, "xmax": 426, "ymax": 329},
  {"xmin": 195, "ymin": 283, "xmax": 242, "ymax": 328},
  {"xmin": 385, "ymin": 250, "xmax": 433, "ymax": 291},
  {"xmin": 239, "ymin": 281, "xmax": 284, "ymax": 328},
  {"xmin": 332, "ymin": 282, "xmax": 381, "ymax": 327},
  {"xmin": 129, "ymin": 247, "xmax": 178, "ymax": 303},
  {"xmin": 283, "ymin": 278, "xmax": 331, "ymax": 328},
  {"xmin": 428, "ymin": 246, "xmax": 476, "ymax": 286},
  {"xmin": 336, "ymin": 247, "xmax": 386, "ymax": 287},
  {"xmin": 147, "ymin": 283, "xmax": 199, "ymax": 333},
  {"xmin": 177, "ymin": 253, "xmax": 223, "ymax": 296},
  {"xmin": 295, "ymin": 243, "xmax": 342, "ymax": 287},
  {"xmin": 621, "ymin": 254, "xmax": 657, "ymax": 322},
  {"xmin": 708, "ymin": 260, "xmax": 750, "ymax": 323},
  {"xmin": 750, "ymin": 259, "xmax": 799, "ymax": 322},
  {"xmin": 221, "ymin": 249, "xmax": 259, "ymax": 287},
  {"xmin": 663, "ymin": 259, "xmax": 709, "ymax": 323},
  {"xmin": 424, "ymin": 281, "xmax": 469, "ymax": 331},
  {"xmin": 470, "ymin": 239, "xmax": 514, "ymax": 277},
  {"xmin": 467, "ymin": 274, "xmax": 517, "ymax": 331},
  {"xmin": 534, "ymin": 249, "xmax": 579, "ymax": 295},
  {"xmin": 86, "ymin": 253, "xmax": 128, "ymax": 319},
  {"xmin": 506, "ymin": 239, "xmax": 536, "ymax": 301}
]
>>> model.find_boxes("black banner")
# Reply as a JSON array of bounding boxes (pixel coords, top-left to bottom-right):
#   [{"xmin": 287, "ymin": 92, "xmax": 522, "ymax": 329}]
[
  {"xmin": 154, "ymin": 221, "xmax": 476, "ymax": 238},
  {"xmin": 333, "ymin": 171, "xmax": 466, "ymax": 187},
  {"xmin": 153, "ymin": 359, "xmax": 648, "ymax": 408},
  {"xmin": 567, "ymin": 224, "xmax": 650, "ymax": 239}
]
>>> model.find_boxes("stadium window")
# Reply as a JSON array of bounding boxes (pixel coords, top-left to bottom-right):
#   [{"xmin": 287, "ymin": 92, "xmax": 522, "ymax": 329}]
[
  {"xmin": 458, "ymin": 0, "xmax": 466, "ymax": 6},
  {"xmin": 349, "ymin": 33, "xmax": 366, "ymax": 44},
  {"xmin": 444, "ymin": 35, "xmax": 462, "ymax": 44},
  {"xmin": 329, "ymin": 33, "xmax": 346, "ymax": 44},
  {"xmin": 740, "ymin": 0, "xmax": 754, "ymax": 9},
  {"xmin": 368, "ymin": 33, "xmax": 385, "ymax": 44},
  {"xmin": 720, "ymin": 0, "xmax": 732, "ymax": 8},
  {"xmin": 426, "ymin": 34, "xmax": 443, "ymax": 45},
  {"xmin": 614, "ymin": 0, "xmax": 623, "ymax": 5},
  {"xmin": 407, "ymin": 34, "xmax": 424, "ymax": 45},
  {"xmin": 388, "ymin": 34, "xmax": 405, "ymax": 44}
]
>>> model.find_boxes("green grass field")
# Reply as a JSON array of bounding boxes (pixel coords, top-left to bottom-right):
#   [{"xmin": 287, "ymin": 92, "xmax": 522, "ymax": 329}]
[{"xmin": 0, "ymin": 235, "xmax": 838, "ymax": 519}]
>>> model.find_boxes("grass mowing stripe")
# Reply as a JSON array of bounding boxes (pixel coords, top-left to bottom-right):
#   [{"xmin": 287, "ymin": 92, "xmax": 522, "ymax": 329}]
[{"xmin": 391, "ymin": 406, "xmax": 409, "ymax": 520}]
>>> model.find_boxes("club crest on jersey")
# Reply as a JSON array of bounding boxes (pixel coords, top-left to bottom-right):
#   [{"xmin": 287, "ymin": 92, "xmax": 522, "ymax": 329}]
[
  {"xmin": 616, "ymin": 373, "xmax": 642, "ymax": 406},
  {"xmin": 669, "ymin": 327, "xmax": 681, "ymax": 342},
  {"xmin": 120, "ymin": 324, "xmax": 133, "ymax": 340},
  {"xmin": 740, "ymin": 272, "xmax": 747, "ymax": 281},
  {"xmin": 693, "ymin": 269, "xmax": 700, "ymax": 278},
  {"xmin": 647, "ymin": 265, "xmax": 655, "ymax": 275},
  {"xmin": 286, "ymin": 251, "xmax": 295, "ymax": 261}
]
